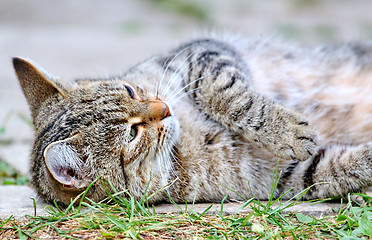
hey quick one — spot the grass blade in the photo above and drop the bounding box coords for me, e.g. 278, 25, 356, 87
195, 204, 213, 220
30, 197, 37, 217
0, 215, 13, 228
78, 176, 101, 213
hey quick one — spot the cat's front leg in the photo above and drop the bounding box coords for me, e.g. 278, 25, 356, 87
196, 81, 318, 162
178, 39, 318, 161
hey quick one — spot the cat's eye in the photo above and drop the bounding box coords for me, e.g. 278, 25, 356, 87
129, 126, 137, 141
125, 85, 135, 99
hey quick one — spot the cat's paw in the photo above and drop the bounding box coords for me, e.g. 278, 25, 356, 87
266, 109, 319, 161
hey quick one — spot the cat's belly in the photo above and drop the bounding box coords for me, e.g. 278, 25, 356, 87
303, 86, 372, 145
169, 100, 289, 201
242, 39, 372, 146
257, 76, 372, 146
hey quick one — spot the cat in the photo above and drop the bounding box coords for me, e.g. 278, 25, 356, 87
13, 36, 372, 206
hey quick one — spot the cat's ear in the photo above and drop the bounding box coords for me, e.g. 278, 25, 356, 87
43, 134, 91, 190
12, 57, 66, 119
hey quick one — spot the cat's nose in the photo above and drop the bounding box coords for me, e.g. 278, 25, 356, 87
149, 100, 171, 120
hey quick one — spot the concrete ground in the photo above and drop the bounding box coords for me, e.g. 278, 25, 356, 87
1, 0, 372, 219
0, 185, 354, 220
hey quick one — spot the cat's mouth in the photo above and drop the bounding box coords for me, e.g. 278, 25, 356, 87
151, 99, 179, 145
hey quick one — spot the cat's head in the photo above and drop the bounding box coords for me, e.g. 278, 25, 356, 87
13, 57, 179, 205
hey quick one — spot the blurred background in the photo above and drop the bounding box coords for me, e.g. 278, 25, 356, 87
1, 0, 372, 180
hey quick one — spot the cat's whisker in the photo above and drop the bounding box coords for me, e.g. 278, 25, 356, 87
166, 73, 211, 104
161, 50, 197, 100
156, 148, 166, 185
157, 46, 192, 98
162, 62, 197, 101
155, 133, 178, 189
164, 141, 176, 173
158, 136, 184, 195
163, 152, 174, 180
167, 87, 202, 107
165, 74, 205, 103
169, 144, 185, 174
161, 49, 197, 91
156, 57, 171, 99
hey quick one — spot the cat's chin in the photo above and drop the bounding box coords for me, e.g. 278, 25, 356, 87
143, 115, 179, 189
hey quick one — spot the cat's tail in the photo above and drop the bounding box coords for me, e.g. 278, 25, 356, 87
278, 143, 372, 200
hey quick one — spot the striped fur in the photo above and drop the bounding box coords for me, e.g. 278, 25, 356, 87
13, 36, 372, 206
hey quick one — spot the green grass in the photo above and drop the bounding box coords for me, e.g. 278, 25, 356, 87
1, 177, 371, 239
147, 0, 209, 21
0, 160, 29, 185
0, 112, 31, 185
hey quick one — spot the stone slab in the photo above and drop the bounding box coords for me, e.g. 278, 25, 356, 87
154, 201, 342, 217
0, 186, 49, 220
0, 142, 31, 177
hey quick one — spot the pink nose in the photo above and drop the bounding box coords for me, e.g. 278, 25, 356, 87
149, 101, 171, 120
162, 103, 171, 119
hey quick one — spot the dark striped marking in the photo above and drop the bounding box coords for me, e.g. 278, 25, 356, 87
277, 161, 299, 191
120, 154, 129, 189
211, 60, 230, 80
282, 161, 299, 180
252, 103, 266, 131
297, 136, 316, 145
190, 57, 210, 100
196, 50, 220, 63
231, 98, 254, 122
36, 109, 68, 141
219, 73, 238, 91
303, 148, 325, 193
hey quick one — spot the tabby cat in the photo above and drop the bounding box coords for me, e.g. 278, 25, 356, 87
13, 36, 372, 206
